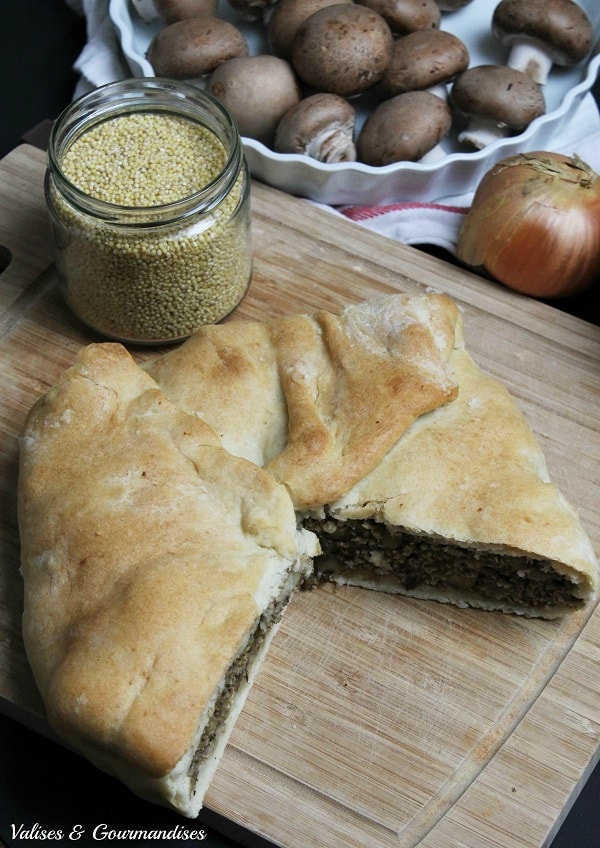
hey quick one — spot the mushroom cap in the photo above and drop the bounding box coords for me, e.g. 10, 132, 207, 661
356, 0, 441, 34
492, 0, 593, 66
376, 29, 469, 98
146, 17, 248, 79
292, 4, 394, 97
268, 0, 353, 61
357, 90, 452, 165
450, 64, 546, 130
274, 93, 357, 161
207, 55, 301, 144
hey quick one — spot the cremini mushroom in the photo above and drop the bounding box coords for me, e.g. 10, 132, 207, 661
146, 17, 248, 79
449, 64, 546, 149
292, 3, 394, 97
153, 0, 218, 22
274, 93, 357, 162
375, 29, 469, 101
492, 0, 593, 85
357, 90, 452, 165
268, 0, 353, 61
207, 55, 301, 145
355, 0, 441, 34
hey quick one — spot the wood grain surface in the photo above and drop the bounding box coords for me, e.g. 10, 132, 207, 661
1, 144, 599, 848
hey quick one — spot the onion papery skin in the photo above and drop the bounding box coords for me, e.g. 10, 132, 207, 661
457, 152, 600, 298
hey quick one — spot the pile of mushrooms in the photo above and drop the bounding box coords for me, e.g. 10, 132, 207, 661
141, 0, 594, 167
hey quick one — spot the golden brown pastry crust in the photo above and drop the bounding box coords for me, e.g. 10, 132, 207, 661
145, 293, 460, 508
144, 319, 285, 468
18, 343, 316, 790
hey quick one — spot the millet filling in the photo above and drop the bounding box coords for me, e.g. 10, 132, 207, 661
303, 516, 582, 611
187, 575, 296, 786
188, 514, 582, 786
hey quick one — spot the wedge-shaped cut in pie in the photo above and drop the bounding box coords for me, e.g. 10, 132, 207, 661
145, 292, 598, 618
18, 343, 319, 818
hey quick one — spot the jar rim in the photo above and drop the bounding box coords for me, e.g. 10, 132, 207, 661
47, 78, 244, 225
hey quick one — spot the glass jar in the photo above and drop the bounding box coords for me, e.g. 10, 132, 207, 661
45, 78, 252, 345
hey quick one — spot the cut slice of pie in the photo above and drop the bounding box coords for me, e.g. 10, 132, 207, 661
302, 341, 598, 618
18, 342, 319, 818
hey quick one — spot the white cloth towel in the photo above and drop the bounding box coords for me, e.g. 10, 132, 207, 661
65, 0, 600, 254
66, 0, 130, 96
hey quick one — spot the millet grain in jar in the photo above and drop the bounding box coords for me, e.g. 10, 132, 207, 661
46, 84, 252, 345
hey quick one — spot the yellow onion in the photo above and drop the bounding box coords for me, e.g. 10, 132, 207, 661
457, 151, 600, 298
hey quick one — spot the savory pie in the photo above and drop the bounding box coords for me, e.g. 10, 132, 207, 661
18, 292, 598, 817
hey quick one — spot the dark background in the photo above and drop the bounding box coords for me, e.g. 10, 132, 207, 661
1, 2, 599, 847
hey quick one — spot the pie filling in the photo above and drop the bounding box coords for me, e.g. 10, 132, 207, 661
303, 517, 583, 612
187, 568, 299, 786
188, 513, 582, 785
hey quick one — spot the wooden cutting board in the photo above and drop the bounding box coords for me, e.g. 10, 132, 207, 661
1, 144, 599, 848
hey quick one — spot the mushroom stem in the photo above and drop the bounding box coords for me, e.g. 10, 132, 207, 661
305, 127, 357, 163
458, 117, 512, 150
504, 39, 556, 85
